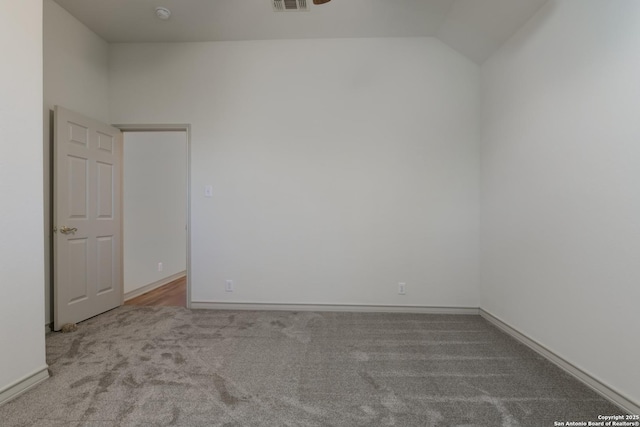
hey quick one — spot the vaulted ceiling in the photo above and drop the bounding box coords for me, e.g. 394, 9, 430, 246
53, 0, 548, 64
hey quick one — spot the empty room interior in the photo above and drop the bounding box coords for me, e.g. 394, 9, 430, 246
1, 0, 639, 425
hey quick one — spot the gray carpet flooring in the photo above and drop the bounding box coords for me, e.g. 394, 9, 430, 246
0, 307, 622, 426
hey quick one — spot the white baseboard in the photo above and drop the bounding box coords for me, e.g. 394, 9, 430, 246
124, 271, 186, 301
0, 366, 49, 406
480, 309, 639, 415
191, 301, 479, 315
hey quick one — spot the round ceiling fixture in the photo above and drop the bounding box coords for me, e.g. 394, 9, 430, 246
155, 7, 171, 20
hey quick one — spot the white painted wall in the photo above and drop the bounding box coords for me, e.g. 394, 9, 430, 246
43, 0, 110, 124
0, 0, 47, 395
43, 0, 110, 324
123, 132, 187, 294
110, 38, 480, 308
481, 0, 640, 407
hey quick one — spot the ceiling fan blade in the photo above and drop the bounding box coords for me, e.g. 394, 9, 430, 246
313, 0, 332, 4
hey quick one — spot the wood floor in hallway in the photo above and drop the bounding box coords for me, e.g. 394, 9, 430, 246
124, 276, 186, 307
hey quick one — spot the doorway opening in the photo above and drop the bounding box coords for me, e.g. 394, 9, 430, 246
118, 126, 191, 308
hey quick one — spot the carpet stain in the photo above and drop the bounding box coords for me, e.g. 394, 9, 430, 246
70, 375, 96, 389
238, 321, 254, 330
359, 371, 381, 390
270, 320, 286, 329
174, 352, 186, 365
97, 371, 116, 393
113, 358, 129, 371
141, 343, 155, 351
122, 373, 141, 388
149, 380, 184, 387
118, 403, 137, 420
65, 337, 82, 358
168, 406, 180, 425
212, 374, 240, 406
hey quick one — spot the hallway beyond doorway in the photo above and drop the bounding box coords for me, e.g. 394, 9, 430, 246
124, 276, 186, 307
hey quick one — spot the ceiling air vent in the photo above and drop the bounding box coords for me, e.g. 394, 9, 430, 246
272, 0, 309, 12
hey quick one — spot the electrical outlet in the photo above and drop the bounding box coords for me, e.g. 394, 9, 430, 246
225, 280, 234, 292
398, 282, 406, 295
157, 262, 163, 272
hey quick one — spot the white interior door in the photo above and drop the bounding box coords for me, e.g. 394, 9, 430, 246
53, 106, 123, 330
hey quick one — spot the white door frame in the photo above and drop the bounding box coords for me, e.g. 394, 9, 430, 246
115, 123, 192, 308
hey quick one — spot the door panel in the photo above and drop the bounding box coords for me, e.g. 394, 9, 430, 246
96, 236, 115, 294
67, 238, 89, 303
97, 162, 114, 218
68, 156, 89, 218
54, 106, 123, 330
97, 131, 114, 152
69, 122, 88, 146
